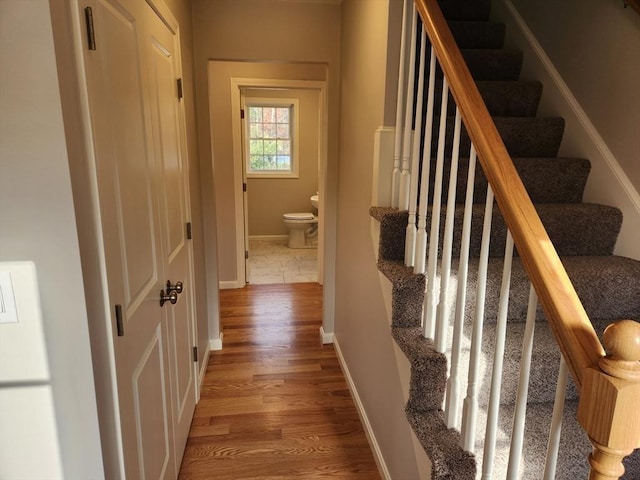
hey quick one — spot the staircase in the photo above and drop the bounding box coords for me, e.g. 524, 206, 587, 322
370, 0, 640, 478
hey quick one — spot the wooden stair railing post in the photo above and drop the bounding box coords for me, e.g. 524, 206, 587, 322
577, 319, 640, 480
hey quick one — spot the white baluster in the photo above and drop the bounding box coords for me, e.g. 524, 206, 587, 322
543, 356, 569, 480
398, 5, 418, 211
405, 28, 428, 267
392, 0, 409, 208
422, 78, 449, 340
434, 107, 462, 353
414, 48, 437, 275
444, 145, 477, 429
482, 231, 515, 480
461, 185, 495, 452
506, 284, 538, 478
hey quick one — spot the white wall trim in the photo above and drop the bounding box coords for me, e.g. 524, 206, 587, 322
333, 335, 392, 480
209, 332, 224, 351
219, 280, 244, 290
499, 0, 640, 259
319, 326, 333, 344
197, 344, 211, 394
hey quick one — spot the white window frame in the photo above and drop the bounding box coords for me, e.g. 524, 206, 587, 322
244, 98, 299, 178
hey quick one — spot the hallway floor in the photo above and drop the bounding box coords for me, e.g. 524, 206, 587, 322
178, 283, 380, 479
248, 238, 318, 284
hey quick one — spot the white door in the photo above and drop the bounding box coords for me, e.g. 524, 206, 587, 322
143, 1, 197, 460
79, 0, 195, 477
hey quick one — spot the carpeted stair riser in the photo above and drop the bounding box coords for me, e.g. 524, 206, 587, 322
424, 156, 591, 205
437, 0, 491, 22
377, 259, 425, 328
431, 80, 542, 117
433, 49, 523, 82
429, 116, 565, 159
448, 21, 506, 49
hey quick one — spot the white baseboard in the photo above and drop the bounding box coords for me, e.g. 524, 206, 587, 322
219, 280, 244, 290
209, 332, 223, 351
248, 235, 288, 242
198, 346, 210, 394
319, 326, 334, 344
333, 336, 392, 480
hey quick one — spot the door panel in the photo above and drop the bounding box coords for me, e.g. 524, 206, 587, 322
132, 327, 171, 480
143, 2, 197, 463
80, 0, 176, 478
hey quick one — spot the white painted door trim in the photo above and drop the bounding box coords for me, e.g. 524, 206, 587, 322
226, 76, 329, 289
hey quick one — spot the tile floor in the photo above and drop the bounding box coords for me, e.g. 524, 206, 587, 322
247, 238, 318, 284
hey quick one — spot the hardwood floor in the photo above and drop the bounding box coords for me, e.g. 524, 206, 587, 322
178, 283, 381, 479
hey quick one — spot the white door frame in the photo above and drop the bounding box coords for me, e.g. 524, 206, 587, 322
228, 77, 328, 287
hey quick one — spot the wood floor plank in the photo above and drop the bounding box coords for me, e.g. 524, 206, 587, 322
178, 283, 381, 479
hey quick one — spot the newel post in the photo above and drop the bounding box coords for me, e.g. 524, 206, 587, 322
577, 319, 640, 480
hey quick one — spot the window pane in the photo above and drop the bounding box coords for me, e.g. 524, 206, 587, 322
276, 107, 289, 123
276, 155, 291, 170
263, 123, 276, 139
276, 140, 290, 154
262, 107, 276, 123
250, 155, 264, 170
249, 107, 262, 122
250, 123, 263, 138
263, 140, 276, 155
276, 123, 289, 138
249, 139, 263, 155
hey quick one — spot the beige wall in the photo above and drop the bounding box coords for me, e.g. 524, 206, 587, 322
1, 1, 104, 477
509, 0, 640, 192
244, 88, 320, 236
335, 0, 422, 478
192, 0, 341, 286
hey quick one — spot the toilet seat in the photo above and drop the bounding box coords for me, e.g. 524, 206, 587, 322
283, 213, 315, 221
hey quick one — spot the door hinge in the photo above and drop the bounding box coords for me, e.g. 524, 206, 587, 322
84, 7, 97, 51
115, 304, 124, 337
243, 182, 247, 192
177, 78, 183, 100
186, 222, 192, 240
245, 250, 249, 260
193, 346, 198, 362
240, 109, 245, 119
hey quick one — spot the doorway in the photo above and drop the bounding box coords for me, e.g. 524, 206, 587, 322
228, 77, 328, 287
240, 87, 321, 284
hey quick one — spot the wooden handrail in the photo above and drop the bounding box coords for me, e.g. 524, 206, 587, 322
414, 0, 605, 389
625, 0, 640, 16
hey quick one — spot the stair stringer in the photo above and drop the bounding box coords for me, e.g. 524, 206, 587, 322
372, 213, 477, 480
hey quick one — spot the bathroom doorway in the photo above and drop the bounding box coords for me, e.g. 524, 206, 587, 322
231, 79, 327, 285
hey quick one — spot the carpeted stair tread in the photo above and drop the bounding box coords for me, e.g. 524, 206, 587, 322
448, 21, 505, 49
370, 207, 407, 262
437, 0, 491, 22
460, 256, 640, 326
426, 156, 590, 205
405, 407, 476, 480
431, 116, 565, 158
436, 203, 621, 258
371, 202, 621, 261
471, 401, 640, 479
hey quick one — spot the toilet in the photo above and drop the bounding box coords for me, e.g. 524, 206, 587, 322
282, 213, 318, 248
